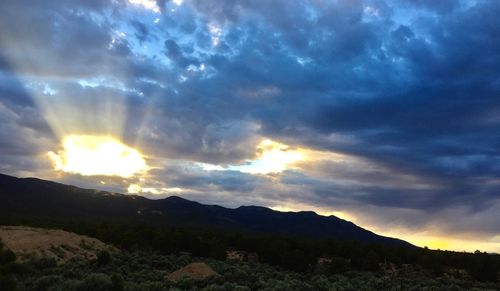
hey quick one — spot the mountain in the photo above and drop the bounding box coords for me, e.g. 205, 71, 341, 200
0, 173, 412, 246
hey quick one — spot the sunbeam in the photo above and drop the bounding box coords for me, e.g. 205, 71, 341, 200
0, 9, 146, 177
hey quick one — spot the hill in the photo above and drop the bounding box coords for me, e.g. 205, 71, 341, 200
1, 236, 497, 290
0, 226, 115, 263
0, 173, 409, 246
0, 173, 498, 284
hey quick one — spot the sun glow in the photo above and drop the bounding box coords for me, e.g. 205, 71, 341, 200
228, 139, 304, 174
199, 139, 305, 175
364, 227, 500, 253
240, 139, 303, 174
48, 135, 147, 178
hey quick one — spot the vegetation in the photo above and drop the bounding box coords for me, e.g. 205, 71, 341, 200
59, 222, 500, 280
1, 173, 497, 284
0, 221, 499, 290
5, 174, 498, 288
0, 181, 498, 290
0, 242, 499, 291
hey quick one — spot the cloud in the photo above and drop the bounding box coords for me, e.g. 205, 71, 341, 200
128, 0, 161, 13
0, 0, 499, 251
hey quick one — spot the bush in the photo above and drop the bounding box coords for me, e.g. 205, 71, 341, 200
0, 249, 16, 265
327, 258, 349, 274
0, 275, 16, 291
97, 250, 112, 266
33, 275, 63, 290
31, 257, 57, 269
468, 252, 498, 282
136, 281, 165, 291
78, 273, 113, 291
110, 273, 124, 291
1, 262, 33, 276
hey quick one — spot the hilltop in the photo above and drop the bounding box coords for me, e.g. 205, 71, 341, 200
0, 173, 409, 246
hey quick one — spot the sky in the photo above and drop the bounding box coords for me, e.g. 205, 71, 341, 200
0, 0, 499, 252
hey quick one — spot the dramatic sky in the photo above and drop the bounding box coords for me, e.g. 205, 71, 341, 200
1, 0, 499, 252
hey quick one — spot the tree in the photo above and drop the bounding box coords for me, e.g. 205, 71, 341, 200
468, 251, 498, 282
78, 273, 113, 291
96, 250, 112, 266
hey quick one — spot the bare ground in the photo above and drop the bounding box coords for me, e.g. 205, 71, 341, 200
0, 225, 116, 263
166, 262, 220, 282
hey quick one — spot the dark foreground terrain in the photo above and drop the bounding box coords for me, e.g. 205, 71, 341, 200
0, 236, 499, 291
0, 174, 499, 290
0, 173, 409, 246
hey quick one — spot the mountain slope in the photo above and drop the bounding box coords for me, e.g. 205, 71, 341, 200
0, 173, 411, 246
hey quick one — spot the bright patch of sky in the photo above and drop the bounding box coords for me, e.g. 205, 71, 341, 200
112, 0, 228, 81
208, 22, 223, 46
48, 134, 147, 178
200, 139, 304, 175
128, 183, 184, 195
172, 0, 184, 6
128, 0, 160, 13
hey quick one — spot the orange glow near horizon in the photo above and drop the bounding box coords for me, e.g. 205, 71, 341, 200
48, 134, 147, 178
353, 226, 500, 253
271, 203, 500, 253
384, 231, 500, 253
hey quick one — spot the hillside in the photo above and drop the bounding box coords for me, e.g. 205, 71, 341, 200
0, 229, 498, 290
0, 226, 115, 264
0, 174, 498, 287
0, 173, 410, 246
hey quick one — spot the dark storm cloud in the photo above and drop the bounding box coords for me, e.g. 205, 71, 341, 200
164, 39, 200, 68
177, 0, 499, 235
289, 2, 500, 210
0, 0, 499, 242
400, 0, 459, 13
131, 20, 149, 44
0, 0, 134, 80
151, 165, 261, 194
0, 68, 55, 174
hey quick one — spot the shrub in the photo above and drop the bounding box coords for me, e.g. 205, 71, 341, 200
328, 258, 349, 274
0, 275, 16, 291
0, 249, 16, 265
97, 250, 112, 266
33, 275, 63, 290
1, 262, 33, 276
110, 273, 124, 291
78, 273, 113, 291
468, 252, 498, 282
31, 257, 57, 269
136, 281, 165, 291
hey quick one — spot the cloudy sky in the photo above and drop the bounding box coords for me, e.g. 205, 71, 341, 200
1, 0, 499, 252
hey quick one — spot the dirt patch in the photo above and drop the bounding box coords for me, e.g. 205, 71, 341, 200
166, 262, 220, 282
0, 226, 116, 263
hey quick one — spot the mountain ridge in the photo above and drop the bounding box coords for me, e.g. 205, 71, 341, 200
0, 173, 413, 247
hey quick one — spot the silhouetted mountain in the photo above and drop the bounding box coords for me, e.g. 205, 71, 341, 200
0, 173, 411, 246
